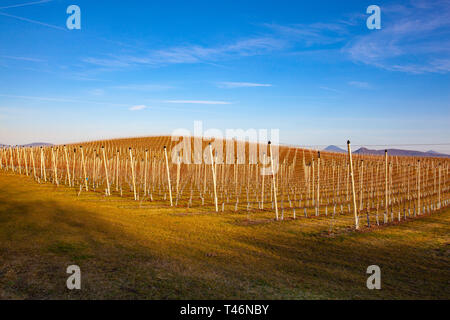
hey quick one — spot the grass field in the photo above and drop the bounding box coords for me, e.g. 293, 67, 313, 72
0, 171, 449, 300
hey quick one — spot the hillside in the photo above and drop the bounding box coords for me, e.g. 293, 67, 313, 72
354, 147, 449, 158
323, 145, 346, 153
0, 142, 53, 148
0, 171, 449, 299
21, 142, 53, 147
1, 135, 449, 299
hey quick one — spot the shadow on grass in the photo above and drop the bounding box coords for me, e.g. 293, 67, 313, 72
0, 174, 448, 300
231, 213, 450, 299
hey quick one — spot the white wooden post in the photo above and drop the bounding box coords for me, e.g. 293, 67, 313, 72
385, 150, 388, 223
102, 146, 111, 196
347, 141, 359, 230
209, 144, 219, 212
163, 146, 173, 206
269, 141, 279, 220
316, 151, 320, 215
438, 163, 441, 209
30, 147, 36, 179
144, 149, 148, 196
80, 146, 88, 191
129, 147, 137, 201
51, 147, 59, 186
64, 145, 71, 187
417, 160, 421, 215
261, 152, 266, 209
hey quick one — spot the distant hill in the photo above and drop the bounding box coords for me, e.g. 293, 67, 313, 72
324, 145, 346, 153
354, 147, 449, 158
21, 142, 53, 147
0, 142, 53, 148
425, 150, 449, 156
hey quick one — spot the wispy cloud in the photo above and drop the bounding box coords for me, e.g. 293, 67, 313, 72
319, 86, 343, 93
88, 89, 105, 96
218, 82, 272, 88
0, 93, 129, 107
81, 17, 351, 71
83, 37, 286, 68
41, 0, 450, 76
0, 55, 45, 62
163, 100, 231, 105
264, 22, 349, 47
0, 11, 66, 31
82, 57, 131, 68
112, 84, 174, 91
0, 0, 52, 10
348, 81, 371, 89
129, 105, 148, 111
344, 0, 450, 74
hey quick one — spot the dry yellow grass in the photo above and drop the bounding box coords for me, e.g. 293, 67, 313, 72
0, 171, 449, 299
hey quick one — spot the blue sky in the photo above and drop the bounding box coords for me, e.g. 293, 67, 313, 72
0, 0, 449, 152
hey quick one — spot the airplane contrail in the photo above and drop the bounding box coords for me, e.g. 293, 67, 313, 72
0, 0, 53, 10
0, 11, 66, 31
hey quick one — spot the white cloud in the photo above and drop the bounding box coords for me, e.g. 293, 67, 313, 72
319, 86, 342, 93
0, 11, 65, 31
0, 94, 129, 106
218, 82, 272, 88
163, 100, 231, 105
83, 37, 285, 68
129, 105, 148, 111
344, 1, 450, 74
79, 19, 347, 71
0, 55, 45, 62
80, 0, 449, 75
264, 22, 348, 47
88, 89, 105, 96
82, 57, 131, 68
83, 23, 349, 69
348, 81, 371, 89
0, 0, 53, 10
113, 84, 173, 91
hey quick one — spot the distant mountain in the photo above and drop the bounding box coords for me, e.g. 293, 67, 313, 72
324, 145, 346, 153
425, 150, 448, 156
0, 142, 53, 148
354, 147, 449, 158
21, 142, 53, 147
